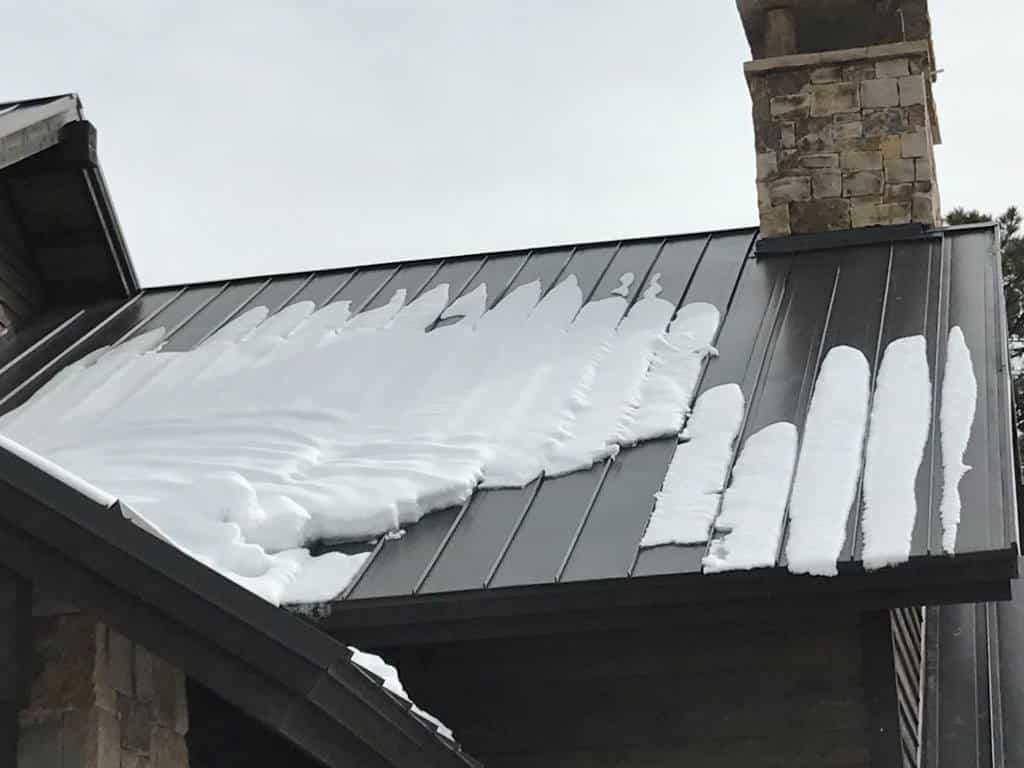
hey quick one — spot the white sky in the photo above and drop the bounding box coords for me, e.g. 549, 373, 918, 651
4, 2, 1021, 287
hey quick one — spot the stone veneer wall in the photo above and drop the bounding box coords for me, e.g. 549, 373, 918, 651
747, 40, 941, 238
18, 614, 188, 768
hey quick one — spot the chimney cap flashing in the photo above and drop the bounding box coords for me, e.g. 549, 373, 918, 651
755, 223, 934, 257
743, 39, 932, 76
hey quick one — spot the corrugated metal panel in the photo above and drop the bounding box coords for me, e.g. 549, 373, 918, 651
0, 225, 1015, 634
892, 606, 925, 767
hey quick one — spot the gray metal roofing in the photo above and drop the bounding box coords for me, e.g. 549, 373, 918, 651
0, 224, 1017, 631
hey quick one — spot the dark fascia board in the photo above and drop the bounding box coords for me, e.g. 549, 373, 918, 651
313, 551, 1018, 648
0, 437, 479, 768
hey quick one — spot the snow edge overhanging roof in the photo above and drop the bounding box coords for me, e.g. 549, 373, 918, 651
0, 435, 481, 768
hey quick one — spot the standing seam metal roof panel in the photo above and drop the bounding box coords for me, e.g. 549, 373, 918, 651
0, 224, 1015, 643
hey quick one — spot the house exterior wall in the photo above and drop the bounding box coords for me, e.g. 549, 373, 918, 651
18, 613, 188, 768
386, 611, 900, 767
0, 193, 44, 336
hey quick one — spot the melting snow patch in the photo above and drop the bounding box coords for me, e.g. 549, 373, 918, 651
623, 302, 720, 443
0, 274, 722, 606
611, 272, 635, 296
644, 273, 663, 299
861, 335, 931, 569
703, 422, 797, 572
640, 384, 745, 547
785, 345, 870, 576
940, 326, 978, 554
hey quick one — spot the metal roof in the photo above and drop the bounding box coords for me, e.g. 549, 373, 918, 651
0, 434, 481, 767
0, 223, 1017, 645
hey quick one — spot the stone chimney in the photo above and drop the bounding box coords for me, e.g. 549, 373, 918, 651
737, 1, 941, 238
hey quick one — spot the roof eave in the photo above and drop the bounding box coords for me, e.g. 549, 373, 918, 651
0, 437, 479, 768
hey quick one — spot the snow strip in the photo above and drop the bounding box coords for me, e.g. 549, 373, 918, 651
350, 648, 454, 739
702, 422, 798, 572
940, 326, 978, 554
544, 294, 718, 477
622, 302, 720, 443
640, 384, 745, 547
611, 272, 634, 296
785, 345, 870, 576
861, 335, 931, 569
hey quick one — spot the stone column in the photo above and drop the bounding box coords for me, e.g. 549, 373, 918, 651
17, 614, 188, 768
747, 40, 941, 238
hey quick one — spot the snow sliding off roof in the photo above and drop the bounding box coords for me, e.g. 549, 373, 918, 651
0, 225, 1016, 636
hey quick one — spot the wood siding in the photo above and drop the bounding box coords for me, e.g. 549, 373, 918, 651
0, 191, 44, 335
385, 612, 895, 767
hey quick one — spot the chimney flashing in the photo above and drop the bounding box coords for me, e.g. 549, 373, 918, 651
743, 40, 932, 77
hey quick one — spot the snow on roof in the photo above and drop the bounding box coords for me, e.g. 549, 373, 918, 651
0, 265, 982, 598
0, 226, 1009, 629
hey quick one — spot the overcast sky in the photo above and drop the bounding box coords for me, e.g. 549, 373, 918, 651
4, 2, 1021, 287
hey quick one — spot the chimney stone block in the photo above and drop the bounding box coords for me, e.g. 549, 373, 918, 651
843, 171, 884, 197
875, 58, 910, 78
795, 117, 835, 152
756, 151, 779, 180
885, 158, 917, 184
780, 122, 796, 147
901, 130, 929, 158
811, 169, 843, 198
843, 62, 878, 82
861, 78, 900, 108
770, 93, 810, 118
852, 200, 911, 228
810, 82, 861, 117
834, 114, 863, 140
841, 150, 883, 171
915, 156, 933, 181
810, 65, 842, 84
769, 176, 812, 205
759, 204, 792, 237
863, 108, 908, 137
790, 198, 851, 234
880, 135, 903, 161
800, 153, 839, 169
912, 194, 935, 222
884, 183, 915, 203
907, 103, 928, 129
898, 75, 926, 106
